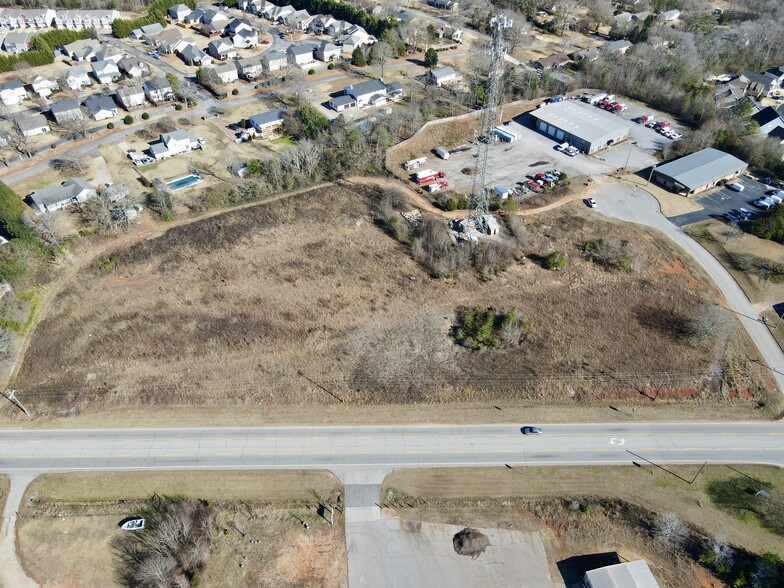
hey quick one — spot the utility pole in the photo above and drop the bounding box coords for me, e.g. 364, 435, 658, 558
3, 390, 29, 416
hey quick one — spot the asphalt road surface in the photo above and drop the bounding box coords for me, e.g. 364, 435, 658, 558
669, 175, 770, 227
0, 422, 782, 472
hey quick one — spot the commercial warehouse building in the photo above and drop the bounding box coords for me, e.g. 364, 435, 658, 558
652, 147, 747, 196
529, 101, 629, 154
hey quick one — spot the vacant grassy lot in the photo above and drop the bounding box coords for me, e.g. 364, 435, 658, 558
384, 465, 784, 587
13, 182, 769, 412
17, 470, 344, 588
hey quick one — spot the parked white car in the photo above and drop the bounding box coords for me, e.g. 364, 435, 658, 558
726, 182, 744, 192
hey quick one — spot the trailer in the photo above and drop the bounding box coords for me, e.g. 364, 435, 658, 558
426, 180, 449, 193
492, 126, 519, 143
414, 169, 446, 185
435, 146, 450, 160
403, 157, 427, 171
494, 185, 510, 200
585, 92, 607, 105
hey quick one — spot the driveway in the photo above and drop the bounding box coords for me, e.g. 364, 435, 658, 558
668, 176, 771, 227
595, 179, 784, 393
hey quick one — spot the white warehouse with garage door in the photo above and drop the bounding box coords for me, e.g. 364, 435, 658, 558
529, 100, 630, 154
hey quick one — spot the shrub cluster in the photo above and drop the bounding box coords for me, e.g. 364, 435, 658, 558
453, 306, 532, 351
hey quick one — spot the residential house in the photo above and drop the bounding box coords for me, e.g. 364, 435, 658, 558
287, 44, 315, 67
29, 178, 96, 214
143, 77, 174, 103
13, 113, 50, 137
232, 28, 258, 48
213, 62, 239, 84
31, 74, 58, 98
2, 31, 32, 54
752, 106, 784, 137
328, 94, 356, 112
603, 39, 633, 54
83, 93, 118, 120
151, 28, 193, 54
149, 129, 202, 160
314, 40, 340, 62
262, 50, 287, 72
179, 44, 212, 66
248, 109, 286, 138
65, 66, 92, 91
168, 4, 192, 21
183, 9, 205, 24
657, 9, 680, 21
0, 8, 56, 29
570, 47, 599, 62
335, 26, 375, 53
267, 5, 295, 22
326, 19, 353, 36
282, 9, 311, 29
201, 8, 230, 33
344, 79, 389, 108
248, 0, 274, 15
116, 85, 145, 110
92, 45, 124, 64
236, 57, 263, 80
49, 98, 82, 124
713, 76, 749, 108
427, 0, 458, 10
0, 79, 26, 106
224, 18, 253, 36
427, 66, 463, 86
130, 22, 164, 39
53, 10, 119, 31
531, 53, 571, 70
91, 59, 121, 84
386, 81, 403, 100
310, 15, 337, 34
118, 56, 149, 78
612, 12, 633, 25
62, 39, 99, 61
207, 38, 236, 60
762, 66, 784, 91
742, 70, 781, 98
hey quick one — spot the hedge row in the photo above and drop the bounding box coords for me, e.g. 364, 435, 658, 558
0, 28, 90, 72
112, 0, 197, 38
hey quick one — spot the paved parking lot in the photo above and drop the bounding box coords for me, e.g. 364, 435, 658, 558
668, 175, 771, 226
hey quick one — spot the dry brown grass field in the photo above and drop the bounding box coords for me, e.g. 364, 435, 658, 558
12, 182, 770, 412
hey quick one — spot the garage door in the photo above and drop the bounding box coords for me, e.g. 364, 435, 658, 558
555, 129, 564, 140
547, 124, 556, 137
538, 120, 547, 132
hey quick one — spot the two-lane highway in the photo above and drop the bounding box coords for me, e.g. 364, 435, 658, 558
0, 422, 782, 471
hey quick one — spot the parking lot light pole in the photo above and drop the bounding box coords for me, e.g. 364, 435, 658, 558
647, 163, 657, 185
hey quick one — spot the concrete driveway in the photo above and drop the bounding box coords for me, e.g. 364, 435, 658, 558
668, 176, 771, 227
595, 179, 784, 393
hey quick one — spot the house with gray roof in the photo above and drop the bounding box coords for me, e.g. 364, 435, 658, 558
328, 94, 356, 112
83, 93, 118, 120
248, 109, 286, 137
262, 50, 287, 72
314, 40, 339, 62
91, 59, 121, 84
116, 85, 145, 110
118, 56, 149, 78
652, 147, 747, 196
2, 31, 32, 54
213, 62, 239, 84
287, 43, 315, 66
31, 75, 58, 98
603, 39, 633, 54
65, 66, 91, 91
207, 38, 236, 60
13, 113, 50, 137
236, 56, 263, 80
149, 129, 202, 160
131, 22, 164, 39
752, 106, 784, 137
584, 559, 660, 588
168, 3, 192, 21
49, 99, 82, 124
179, 44, 212, 66
29, 178, 96, 214
345, 79, 389, 107
143, 77, 173, 103
0, 79, 26, 106
427, 66, 463, 86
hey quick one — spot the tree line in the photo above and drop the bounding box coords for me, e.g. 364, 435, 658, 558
111, 0, 196, 37
0, 27, 91, 72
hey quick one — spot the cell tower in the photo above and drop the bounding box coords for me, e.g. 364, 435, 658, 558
468, 14, 511, 221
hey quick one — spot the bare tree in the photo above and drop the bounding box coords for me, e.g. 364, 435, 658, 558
686, 304, 733, 345
653, 512, 688, 548
59, 107, 91, 139
7, 123, 31, 158
81, 192, 129, 233
51, 153, 88, 175
503, 15, 530, 53
25, 214, 62, 246
371, 41, 393, 80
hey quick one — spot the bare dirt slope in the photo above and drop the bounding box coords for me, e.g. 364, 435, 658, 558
14, 183, 766, 411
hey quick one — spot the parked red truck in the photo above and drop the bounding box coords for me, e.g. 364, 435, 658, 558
654, 121, 671, 130
414, 170, 446, 185
639, 114, 654, 124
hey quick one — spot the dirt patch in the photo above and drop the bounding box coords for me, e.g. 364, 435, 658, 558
13, 183, 767, 411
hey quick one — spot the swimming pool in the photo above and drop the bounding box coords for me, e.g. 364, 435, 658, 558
166, 174, 203, 191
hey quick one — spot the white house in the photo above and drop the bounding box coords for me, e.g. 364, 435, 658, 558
83, 93, 118, 120
31, 74, 58, 97
207, 38, 236, 60
92, 45, 124, 64
13, 113, 50, 137
130, 22, 164, 39
49, 98, 82, 124
201, 8, 229, 33
314, 40, 340, 62
0, 8, 56, 30
248, 109, 286, 137
143, 77, 174, 103
118, 56, 149, 78
310, 15, 337, 34
213, 62, 238, 84
149, 129, 202, 160
262, 50, 287, 72
335, 25, 375, 53
225, 18, 253, 35
427, 66, 463, 86
62, 39, 99, 61
232, 28, 258, 48
65, 66, 92, 91
236, 56, 263, 80
116, 85, 145, 109
168, 3, 192, 21
657, 9, 680, 21
2, 31, 32, 54
344, 79, 389, 108
179, 44, 212, 66
0, 79, 26, 106
287, 44, 315, 67
54, 10, 119, 31
91, 59, 121, 84
29, 178, 96, 214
